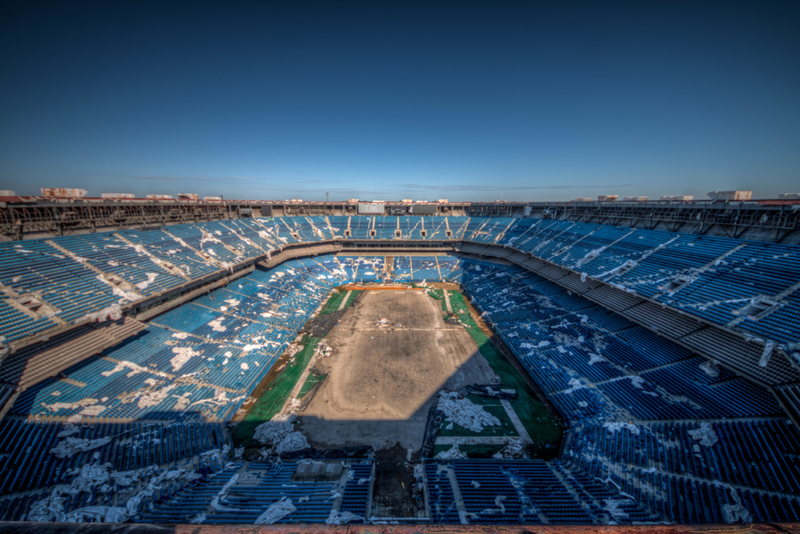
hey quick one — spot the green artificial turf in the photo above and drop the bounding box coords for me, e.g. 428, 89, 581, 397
440, 290, 563, 457
319, 289, 362, 315
231, 335, 320, 448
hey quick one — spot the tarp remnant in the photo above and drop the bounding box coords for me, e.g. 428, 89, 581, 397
326, 510, 364, 524
759, 341, 775, 367
254, 497, 296, 524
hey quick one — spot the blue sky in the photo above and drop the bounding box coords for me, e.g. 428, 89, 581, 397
1, 1, 798, 201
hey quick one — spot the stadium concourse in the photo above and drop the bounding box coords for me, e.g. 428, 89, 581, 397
0, 216, 798, 526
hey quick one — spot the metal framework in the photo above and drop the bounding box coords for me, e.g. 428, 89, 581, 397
532, 201, 800, 243
472, 201, 800, 243
2, 197, 799, 243
0, 200, 233, 239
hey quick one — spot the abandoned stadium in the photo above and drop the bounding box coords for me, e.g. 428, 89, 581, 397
0, 199, 800, 528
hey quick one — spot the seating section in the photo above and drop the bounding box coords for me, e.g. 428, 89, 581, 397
0, 417, 230, 513
0, 212, 799, 525
1, 216, 797, 353
136, 460, 371, 525
447, 258, 800, 523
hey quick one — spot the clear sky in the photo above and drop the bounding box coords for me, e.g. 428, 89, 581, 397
1, 1, 798, 202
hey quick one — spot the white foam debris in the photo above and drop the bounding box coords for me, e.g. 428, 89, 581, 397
254, 497, 296, 524
563, 378, 585, 394
225, 299, 241, 307
189, 513, 207, 524
688, 422, 718, 447
699, 360, 720, 378
253, 414, 308, 454
493, 438, 528, 459
576, 246, 607, 267
171, 392, 192, 410
722, 487, 752, 523
629, 376, 646, 389
50, 437, 113, 459
596, 259, 638, 279
435, 442, 468, 460
241, 362, 249, 370
275, 432, 309, 454
170, 346, 202, 371
191, 389, 244, 408
480, 495, 507, 516
577, 401, 589, 407
604, 499, 632, 521
211, 474, 241, 511
438, 391, 501, 433
172, 332, 190, 340
326, 510, 364, 524
95, 275, 143, 302
208, 317, 227, 332
79, 405, 107, 416
135, 272, 159, 291
603, 422, 640, 435
101, 360, 149, 378
80, 304, 123, 323
471, 480, 481, 489
588, 353, 604, 365
57, 424, 80, 438
759, 341, 775, 367
42, 398, 101, 413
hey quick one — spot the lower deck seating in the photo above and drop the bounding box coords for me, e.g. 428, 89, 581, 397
0, 252, 799, 524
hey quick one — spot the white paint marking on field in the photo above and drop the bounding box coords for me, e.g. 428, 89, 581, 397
500, 399, 533, 443
443, 289, 452, 313
279, 345, 319, 415
338, 290, 352, 311
435, 436, 514, 445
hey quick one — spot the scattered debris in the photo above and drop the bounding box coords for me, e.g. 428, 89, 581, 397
437, 391, 501, 433
254, 497, 296, 524
688, 422, 718, 447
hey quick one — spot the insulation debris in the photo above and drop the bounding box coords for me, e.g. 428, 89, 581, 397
50, 437, 113, 459
699, 360, 720, 378
80, 304, 123, 323
480, 495, 507, 515
170, 346, 202, 371
254, 497, 296, 524
101, 360, 149, 378
688, 422, 718, 447
437, 390, 501, 433
603, 422, 640, 435
211, 473, 241, 511
722, 487, 752, 523
254, 414, 309, 454
326, 510, 364, 524
604, 499, 632, 521
435, 442, 468, 460
135, 273, 159, 291
759, 341, 775, 368
208, 318, 227, 332
493, 438, 528, 459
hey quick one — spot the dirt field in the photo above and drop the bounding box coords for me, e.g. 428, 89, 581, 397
296, 289, 498, 451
